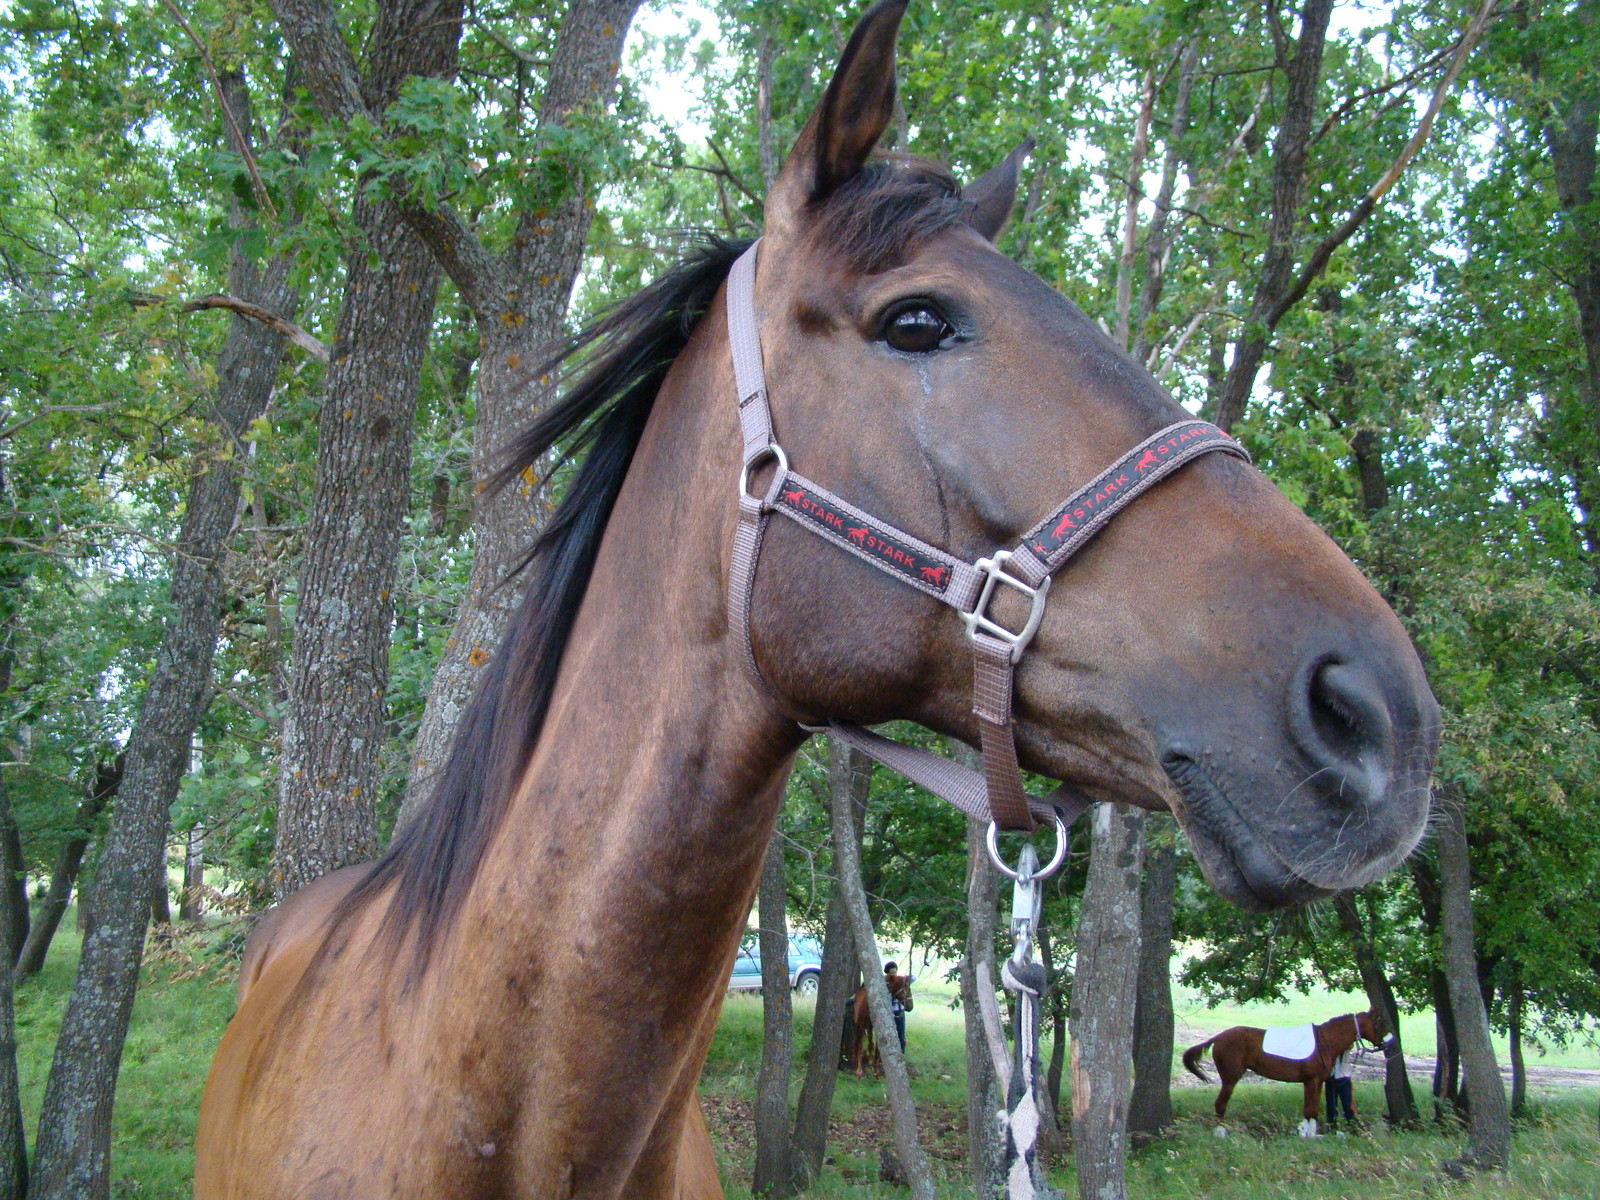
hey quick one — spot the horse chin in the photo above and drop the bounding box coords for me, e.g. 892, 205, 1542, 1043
1161, 753, 1332, 911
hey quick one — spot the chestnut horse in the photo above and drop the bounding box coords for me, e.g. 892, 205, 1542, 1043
849, 974, 914, 1076
195, 2, 1437, 1196
1183, 1009, 1395, 1135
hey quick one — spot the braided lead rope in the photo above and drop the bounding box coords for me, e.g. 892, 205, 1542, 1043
1002, 953, 1048, 1198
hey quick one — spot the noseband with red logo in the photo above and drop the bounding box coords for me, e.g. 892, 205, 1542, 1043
725, 242, 1249, 834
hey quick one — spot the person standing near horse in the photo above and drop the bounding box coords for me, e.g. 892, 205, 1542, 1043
883, 962, 911, 1051
849, 964, 914, 1075
1184, 1010, 1394, 1137
1325, 1031, 1358, 1131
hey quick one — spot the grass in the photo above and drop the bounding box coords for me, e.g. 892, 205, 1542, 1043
9, 922, 1599, 1198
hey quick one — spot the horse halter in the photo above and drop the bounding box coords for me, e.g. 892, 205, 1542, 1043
724, 241, 1250, 834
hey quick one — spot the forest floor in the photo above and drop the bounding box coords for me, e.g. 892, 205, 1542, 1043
9, 920, 1600, 1198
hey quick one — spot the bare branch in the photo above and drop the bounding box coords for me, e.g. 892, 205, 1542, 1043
157, 0, 277, 220
1269, 0, 1499, 328
180, 294, 331, 361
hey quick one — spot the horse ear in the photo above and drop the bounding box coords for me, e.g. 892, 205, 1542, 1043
963, 137, 1034, 243
766, 0, 908, 233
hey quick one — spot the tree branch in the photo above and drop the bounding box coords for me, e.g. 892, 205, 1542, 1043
266, 0, 368, 123
158, 0, 277, 219
1267, 0, 1499, 328
180, 294, 331, 361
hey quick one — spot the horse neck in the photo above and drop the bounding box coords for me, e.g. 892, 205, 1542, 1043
447, 297, 801, 1043
1321, 1014, 1358, 1056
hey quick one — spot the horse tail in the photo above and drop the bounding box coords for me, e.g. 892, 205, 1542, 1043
1183, 1036, 1218, 1081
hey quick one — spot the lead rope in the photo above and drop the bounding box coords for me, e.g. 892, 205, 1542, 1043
997, 838, 1053, 1198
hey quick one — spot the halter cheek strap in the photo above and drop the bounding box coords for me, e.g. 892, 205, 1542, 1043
725, 241, 1251, 832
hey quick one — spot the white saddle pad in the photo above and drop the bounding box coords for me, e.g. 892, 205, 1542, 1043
1261, 1024, 1317, 1061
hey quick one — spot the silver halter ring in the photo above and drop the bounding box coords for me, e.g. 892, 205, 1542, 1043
986, 810, 1069, 881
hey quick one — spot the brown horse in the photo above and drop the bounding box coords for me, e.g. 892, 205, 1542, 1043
195, 2, 1437, 1195
1183, 1009, 1394, 1136
849, 972, 915, 1076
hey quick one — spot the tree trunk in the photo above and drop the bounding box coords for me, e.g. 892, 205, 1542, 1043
16, 759, 120, 978
28, 71, 298, 1198
267, 0, 464, 896
961, 813, 1004, 1196
788, 738, 868, 1189
0, 654, 29, 1197
1435, 792, 1510, 1170
1332, 890, 1419, 1124
0, 806, 25, 965
1213, 0, 1335, 431
179, 826, 205, 923
397, 0, 641, 830
1071, 803, 1143, 1200
150, 873, 172, 928
830, 755, 935, 1200
1521, 0, 1600, 579
1033, 922, 1064, 1163
753, 822, 794, 1194
1508, 979, 1526, 1118
1128, 825, 1175, 1138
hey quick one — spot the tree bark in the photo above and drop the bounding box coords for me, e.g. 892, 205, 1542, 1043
1071, 803, 1143, 1200
397, 0, 642, 830
1508, 978, 1526, 1118
179, 825, 205, 923
788, 738, 868, 1189
830, 755, 936, 1200
0, 806, 25, 966
1520, 0, 1600, 574
1435, 792, 1510, 1170
0, 648, 29, 1197
268, 0, 464, 894
28, 70, 298, 1198
1213, 0, 1335, 432
1128, 825, 1175, 1138
16, 759, 121, 978
961, 808, 1004, 1196
1332, 889, 1419, 1124
753, 822, 794, 1194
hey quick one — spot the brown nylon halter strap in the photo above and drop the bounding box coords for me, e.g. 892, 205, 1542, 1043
723, 240, 1250, 831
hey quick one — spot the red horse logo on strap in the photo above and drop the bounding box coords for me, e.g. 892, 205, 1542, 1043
780, 487, 805, 507
847, 526, 868, 546
1052, 512, 1078, 539
920, 564, 948, 586
1134, 448, 1162, 473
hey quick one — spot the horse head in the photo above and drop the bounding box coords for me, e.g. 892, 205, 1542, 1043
891, 974, 913, 1012
739, 0, 1437, 910
1357, 1008, 1395, 1051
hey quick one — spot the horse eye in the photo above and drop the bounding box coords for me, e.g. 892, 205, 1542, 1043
882, 303, 951, 353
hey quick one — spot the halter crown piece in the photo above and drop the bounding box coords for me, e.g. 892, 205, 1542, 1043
725, 241, 1250, 836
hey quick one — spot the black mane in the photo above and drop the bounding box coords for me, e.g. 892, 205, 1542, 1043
338, 160, 974, 967
341, 236, 750, 965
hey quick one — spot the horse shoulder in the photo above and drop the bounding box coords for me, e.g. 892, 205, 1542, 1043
236, 863, 374, 1006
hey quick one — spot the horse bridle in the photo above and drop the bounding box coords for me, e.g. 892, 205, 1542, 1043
724, 240, 1251, 836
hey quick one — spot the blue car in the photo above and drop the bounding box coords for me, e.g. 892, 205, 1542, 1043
728, 932, 825, 994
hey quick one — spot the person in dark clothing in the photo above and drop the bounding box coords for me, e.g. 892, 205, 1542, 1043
884, 962, 909, 1051
1325, 1046, 1356, 1129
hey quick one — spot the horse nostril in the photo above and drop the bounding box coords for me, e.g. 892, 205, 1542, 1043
1290, 658, 1396, 809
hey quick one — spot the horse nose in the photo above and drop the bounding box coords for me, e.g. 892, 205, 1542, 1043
1286, 657, 1397, 810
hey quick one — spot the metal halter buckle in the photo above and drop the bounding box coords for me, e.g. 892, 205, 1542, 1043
961, 550, 1051, 663
738, 443, 789, 501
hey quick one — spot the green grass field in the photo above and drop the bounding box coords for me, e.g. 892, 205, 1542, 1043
10, 925, 1599, 1198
